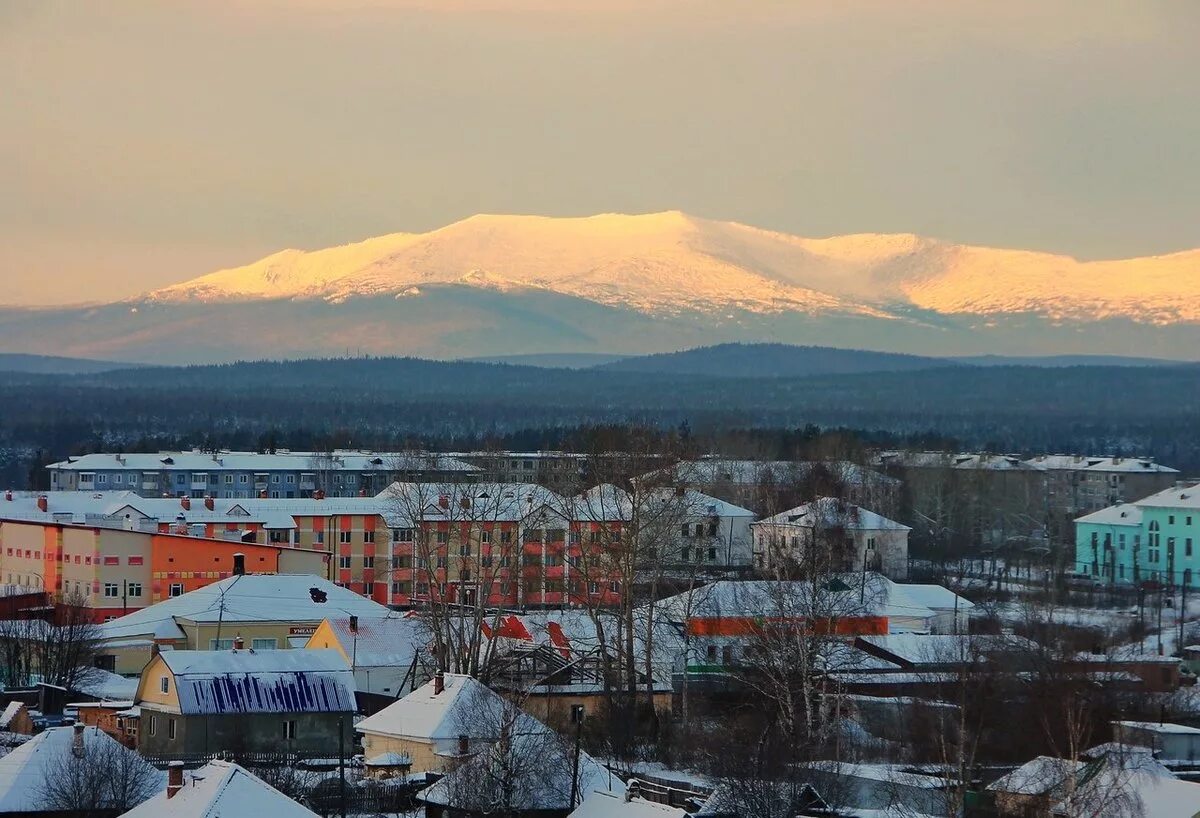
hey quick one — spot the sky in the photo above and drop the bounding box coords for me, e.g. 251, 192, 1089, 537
2, 0, 1198, 306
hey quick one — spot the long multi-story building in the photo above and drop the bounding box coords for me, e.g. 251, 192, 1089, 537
45, 450, 482, 499
1075, 481, 1200, 588
2, 483, 754, 611
876, 451, 1180, 549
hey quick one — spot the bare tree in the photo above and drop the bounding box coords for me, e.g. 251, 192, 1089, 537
35, 728, 160, 817
0, 590, 101, 691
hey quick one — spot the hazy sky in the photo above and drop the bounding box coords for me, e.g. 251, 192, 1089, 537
3, 1, 1198, 305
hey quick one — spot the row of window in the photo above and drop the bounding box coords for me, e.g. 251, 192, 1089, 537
146, 714, 298, 741
388, 579, 617, 596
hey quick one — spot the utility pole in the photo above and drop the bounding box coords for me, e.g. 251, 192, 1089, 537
568, 704, 584, 808
122, 579, 128, 616
338, 714, 346, 818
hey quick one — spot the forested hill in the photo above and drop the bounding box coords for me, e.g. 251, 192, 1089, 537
592, 343, 959, 377
1, 356, 1199, 487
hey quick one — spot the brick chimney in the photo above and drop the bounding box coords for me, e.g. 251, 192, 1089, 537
71, 723, 85, 758
349, 614, 359, 633
37, 495, 47, 512
204, 496, 214, 511
180, 496, 191, 511
434, 671, 445, 695
167, 761, 184, 799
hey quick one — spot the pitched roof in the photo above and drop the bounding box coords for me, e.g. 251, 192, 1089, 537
0, 726, 163, 812
149, 648, 356, 715
419, 734, 622, 811
98, 574, 390, 641
754, 498, 910, 531
569, 790, 687, 818
986, 756, 1082, 796
357, 674, 542, 742
121, 759, 320, 818
1076, 503, 1145, 525
311, 614, 430, 668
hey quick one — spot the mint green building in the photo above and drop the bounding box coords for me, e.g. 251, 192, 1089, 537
1075, 483, 1200, 588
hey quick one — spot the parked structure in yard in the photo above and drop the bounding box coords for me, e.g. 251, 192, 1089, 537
133, 647, 356, 756
120, 759, 320, 818
750, 498, 910, 579
1075, 481, 1200, 588
94, 573, 390, 675
1114, 720, 1200, 764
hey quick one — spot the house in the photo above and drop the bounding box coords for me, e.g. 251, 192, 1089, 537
355, 672, 511, 775
134, 646, 356, 756
94, 573, 390, 675
119, 758, 320, 818
1075, 482, 1200, 588
304, 613, 432, 700
1050, 749, 1200, 818
0, 724, 162, 817
986, 756, 1084, 817
418, 727, 624, 818
1114, 720, 1200, 764
751, 498, 910, 579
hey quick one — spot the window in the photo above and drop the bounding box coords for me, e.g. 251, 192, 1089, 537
239, 474, 248, 484
588, 582, 599, 594
176, 474, 186, 485
96, 474, 108, 485
339, 555, 352, 569
251, 638, 277, 650
722, 646, 733, 665
148, 715, 157, 736
609, 581, 619, 593
103, 583, 120, 598
103, 556, 120, 566
286, 474, 296, 484
271, 474, 280, 484
363, 555, 375, 568
500, 530, 513, 543
160, 677, 169, 694
127, 583, 143, 598
210, 638, 235, 650
1169, 516, 1176, 525
708, 547, 717, 561
570, 530, 581, 544
436, 556, 447, 568
436, 531, 449, 544
113, 474, 123, 484
392, 581, 410, 596
459, 543, 471, 556
339, 531, 352, 544
706, 645, 717, 663
481, 554, 493, 567
224, 474, 234, 484
866, 537, 877, 551
128, 555, 144, 566
681, 524, 691, 538
283, 720, 297, 740
1188, 538, 1194, 558
168, 719, 176, 740
364, 582, 374, 595
480, 529, 491, 544
681, 547, 691, 561
393, 528, 414, 542
316, 531, 325, 545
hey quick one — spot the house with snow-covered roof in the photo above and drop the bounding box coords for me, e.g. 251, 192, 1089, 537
94, 573, 390, 675
356, 671, 551, 776
121, 758, 320, 818
133, 646, 355, 756
304, 613, 433, 698
751, 498, 910, 579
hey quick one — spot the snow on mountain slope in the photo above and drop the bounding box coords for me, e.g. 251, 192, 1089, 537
148, 212, 1200, 324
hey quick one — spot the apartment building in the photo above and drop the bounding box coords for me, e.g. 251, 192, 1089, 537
1075, 481, 1200, 588
751, 498, 911, 579
0, 514, 324, 621
45, 450, 481, 498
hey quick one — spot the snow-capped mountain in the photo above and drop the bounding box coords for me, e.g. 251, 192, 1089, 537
1, 212, 1197, 364
147, 211, 1200, 324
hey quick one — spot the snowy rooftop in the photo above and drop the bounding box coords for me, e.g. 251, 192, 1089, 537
150, 648, 356, 715
1116, 720, 1200, 736
121, 759, 319, 818
986, 756, 1082, 796
755, 497, 909, 531
1075, 503, 1145, 526
1134, 483, 1200, 511
570, 789, 687, 818
357, 674, 549, 743
0, 726, 163, 813
46, 449, 481, 473
312, 613, 430, 668
98, 574, 390, 642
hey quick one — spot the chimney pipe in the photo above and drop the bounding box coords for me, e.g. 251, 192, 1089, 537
204, 496, 214, 511
167, 761, 184, 799
458, 733, 469, 755
233, 636, 245, 651
37, 495, 48, 513
232, 552, 245, 576
180, 496, 191, 511
71, 723, 85, 758
434, 671, 445, 695
349, 614, 358, 633
314, 489, 325, 500
4, 490, 11, 502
